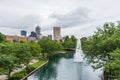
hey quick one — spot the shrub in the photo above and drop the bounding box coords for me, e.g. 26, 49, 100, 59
10, 70, 27, 80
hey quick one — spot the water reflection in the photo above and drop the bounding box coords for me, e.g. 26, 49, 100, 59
28, 52, 102, 80
75, 62, 84, 80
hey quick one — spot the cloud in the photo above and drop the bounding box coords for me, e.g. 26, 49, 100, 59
50, 7, 90, 28
0, 13, 41, 29
0, 0, 120, 37
17, 15, 41, 29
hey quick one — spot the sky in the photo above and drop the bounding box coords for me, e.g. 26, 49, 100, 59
0, 0, 120, 38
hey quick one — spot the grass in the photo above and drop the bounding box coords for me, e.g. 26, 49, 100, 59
29, 60, 46, 69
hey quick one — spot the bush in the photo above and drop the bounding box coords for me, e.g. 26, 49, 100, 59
10, 70, 27, 80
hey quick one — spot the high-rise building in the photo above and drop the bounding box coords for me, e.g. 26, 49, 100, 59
35, 25, 42, 39
53, 27, 61, 41
21, 30, 27, 36
35, 25, 41, 35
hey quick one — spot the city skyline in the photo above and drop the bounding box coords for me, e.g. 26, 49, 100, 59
0, 0, 120, 38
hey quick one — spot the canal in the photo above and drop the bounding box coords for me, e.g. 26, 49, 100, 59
28, 52, 102, 80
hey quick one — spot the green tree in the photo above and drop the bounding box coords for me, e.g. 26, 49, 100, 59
82, 22, 120, 80
38, 38, 62, 58
63, 35, 77, 49
0, 32, 5, 43
27, 42, 42, 57
0, 54, 18, 80
0, 43, 13, 55
71, 35, 77, 42
14, 43, 32, 71
105, 49, 120, 79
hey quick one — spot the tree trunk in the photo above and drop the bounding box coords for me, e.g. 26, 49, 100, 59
26, 64, 29, 73
8, 68, 11, 80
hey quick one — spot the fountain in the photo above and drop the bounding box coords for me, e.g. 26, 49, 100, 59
74, 39, 84, 62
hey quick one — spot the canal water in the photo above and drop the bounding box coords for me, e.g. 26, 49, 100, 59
28, 52, 103, 80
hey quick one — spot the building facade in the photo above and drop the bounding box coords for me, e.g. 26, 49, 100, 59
5, 35, 27, 42
53, 27, 61, 41
27, 37, 36, 42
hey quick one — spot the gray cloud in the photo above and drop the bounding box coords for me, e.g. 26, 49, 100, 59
50, 7, 90, 28
0, 13, 41, 29
17, 15, 41, 29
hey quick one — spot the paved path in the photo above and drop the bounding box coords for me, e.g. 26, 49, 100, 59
0, 75, 7, 80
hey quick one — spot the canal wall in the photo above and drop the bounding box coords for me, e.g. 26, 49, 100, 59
21, 60, 49, 80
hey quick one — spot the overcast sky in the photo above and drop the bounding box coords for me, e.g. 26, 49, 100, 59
0, 0, 120, 38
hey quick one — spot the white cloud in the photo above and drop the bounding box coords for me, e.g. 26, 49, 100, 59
50, 7, 90, 28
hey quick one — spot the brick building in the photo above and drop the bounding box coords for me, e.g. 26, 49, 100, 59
5, 35, 27, 42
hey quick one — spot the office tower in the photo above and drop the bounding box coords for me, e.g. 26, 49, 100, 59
21, 30, 27, 36
35, 25, 41, 35
53, 27, 61, 41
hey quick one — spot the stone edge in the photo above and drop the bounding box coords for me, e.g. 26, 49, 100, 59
21, 60, 49, 80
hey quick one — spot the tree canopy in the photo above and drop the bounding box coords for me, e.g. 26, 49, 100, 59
38, 38, 63, 58
0, 32, 5, 43
0, 42, 42, 79
82, 22, 120, 80
63, 35, 77, 49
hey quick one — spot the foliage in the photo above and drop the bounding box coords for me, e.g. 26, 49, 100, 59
0, 43, 14, 55
82, 22, 120, 80
14, 43, 32, 64
0, 42, 42, 79
0, 68, 6, 75
63, 35, 77, 49
38, 38, 63, 58
27, 42, 42, 57
0, 32, 5, 43
0, 34, 44, 79
105, 49, 120, 79
0, 43, 20, 80
10, 70, 27, 80
13, 43, 33, 73
0, 54, 19, 80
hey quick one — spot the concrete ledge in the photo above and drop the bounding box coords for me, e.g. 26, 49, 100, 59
21, 60, 49, 80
